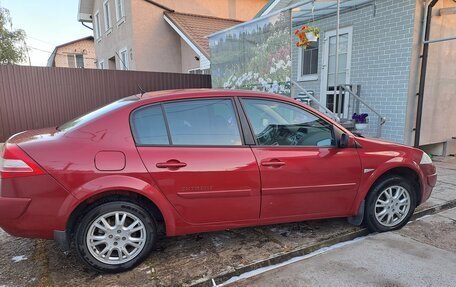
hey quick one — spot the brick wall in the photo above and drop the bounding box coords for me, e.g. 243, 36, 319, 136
54, 39, 97, 69
289, 0, 417, 144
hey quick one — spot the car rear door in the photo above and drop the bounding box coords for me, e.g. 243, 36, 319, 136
240, 98, 362, 222
132, 98, 261, 225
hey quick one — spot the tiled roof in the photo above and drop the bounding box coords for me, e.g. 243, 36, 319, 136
164, 12, 243, 58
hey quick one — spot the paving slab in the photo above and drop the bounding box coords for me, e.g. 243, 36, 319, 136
233, 209, 456, 287
439, 207, 456, 221
432, 189, 456, 202
398, 215, 456, 253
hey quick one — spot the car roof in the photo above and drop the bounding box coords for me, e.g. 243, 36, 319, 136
133, 89, 289, 103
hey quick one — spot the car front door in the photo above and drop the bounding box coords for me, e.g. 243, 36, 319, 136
240, 98, 362, 222
132, 98, 261, 225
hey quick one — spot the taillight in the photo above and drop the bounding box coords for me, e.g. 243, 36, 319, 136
0, 144, 45, 179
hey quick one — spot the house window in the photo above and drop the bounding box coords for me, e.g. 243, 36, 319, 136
98, 60, 105, 69
94, 11, 101, 40
115, 0, 125, 23
67, 54, 84, 68
103, 0, 112, 32
298, 40, 319, 81
76, 54, 84, 68
119, 48, 128, 70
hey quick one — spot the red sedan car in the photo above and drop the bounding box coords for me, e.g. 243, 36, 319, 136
0, 89, 436, 272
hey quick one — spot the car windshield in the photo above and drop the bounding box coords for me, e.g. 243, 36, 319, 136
57, 97, 138, 131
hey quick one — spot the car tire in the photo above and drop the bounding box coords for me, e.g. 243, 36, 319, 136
364, 175, 416, 232
74, 201, 156, 273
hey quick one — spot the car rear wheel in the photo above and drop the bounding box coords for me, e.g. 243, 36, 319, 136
364, 176, 416, 232
75, 201, 156, 273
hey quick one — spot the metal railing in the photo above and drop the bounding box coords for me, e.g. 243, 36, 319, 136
292, 80, 340, 122
339, 85, 387, 138
292, 81, 386, 138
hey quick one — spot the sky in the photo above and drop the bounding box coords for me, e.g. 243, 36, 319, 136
1, 0, 92, 66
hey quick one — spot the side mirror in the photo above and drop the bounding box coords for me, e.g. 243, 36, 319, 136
338, 133, 349, 148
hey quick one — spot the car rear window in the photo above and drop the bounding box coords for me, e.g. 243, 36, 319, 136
58, 98, 137, 131
131, 105, 169, 145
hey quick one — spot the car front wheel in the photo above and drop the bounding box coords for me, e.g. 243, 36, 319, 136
364, 176, 416, 232
75, 201, 156, 272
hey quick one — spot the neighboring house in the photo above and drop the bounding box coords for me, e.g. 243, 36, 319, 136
163, 12, 242, 74
209, 0, 456, 154
77, 0, 267, 73
47, 36, 96, 69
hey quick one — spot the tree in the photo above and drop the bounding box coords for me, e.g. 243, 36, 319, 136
0, 5, 27, 64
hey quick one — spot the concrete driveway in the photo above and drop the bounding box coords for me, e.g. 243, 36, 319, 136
232, 207, 456, 287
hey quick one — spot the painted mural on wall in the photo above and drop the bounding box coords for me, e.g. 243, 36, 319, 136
209, 11, 292, 96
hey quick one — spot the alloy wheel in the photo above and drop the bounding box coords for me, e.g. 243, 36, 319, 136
86, 211, 147, 265
374, 185, 411, 227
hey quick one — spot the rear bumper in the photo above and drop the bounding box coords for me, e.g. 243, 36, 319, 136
0, 197, 31, 219
0, 197, 36, 237
0, 174, 73, 240
0, 196, 50, 238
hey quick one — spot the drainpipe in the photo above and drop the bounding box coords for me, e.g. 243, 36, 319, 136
414, 0, 439, 147
81, 22, 93, 31
334, 0, 341, 118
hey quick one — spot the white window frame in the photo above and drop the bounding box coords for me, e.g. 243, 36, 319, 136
297, 40, 319, 82
119, 48, 129, 70
67, 54, 85, 68
115, 0, 126, 25
67, 54, 76, 68
320, 26, 353, 118
94, 11, 101, 41
98, 60, 105, 69
103, 0, 112, 33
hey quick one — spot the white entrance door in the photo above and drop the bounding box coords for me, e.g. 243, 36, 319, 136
320, 26, 353, 118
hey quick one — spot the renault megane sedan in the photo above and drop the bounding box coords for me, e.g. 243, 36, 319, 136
0, 89, 437, 272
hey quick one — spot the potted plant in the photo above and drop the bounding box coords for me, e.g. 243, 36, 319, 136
352, 113, 369, 130
295, 25, 320, 49
304, 26, 320, 42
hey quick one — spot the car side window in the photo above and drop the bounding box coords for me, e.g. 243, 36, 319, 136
242, 98, 335, 147
131, 105, 169, 145
163, 99, 242, 146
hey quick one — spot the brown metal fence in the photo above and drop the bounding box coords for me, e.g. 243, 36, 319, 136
0, 65, 211, 142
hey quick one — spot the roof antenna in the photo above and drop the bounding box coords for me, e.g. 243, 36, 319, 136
137, 84, 146, 97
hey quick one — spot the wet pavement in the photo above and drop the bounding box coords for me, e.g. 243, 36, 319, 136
0, 157, 455, 287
